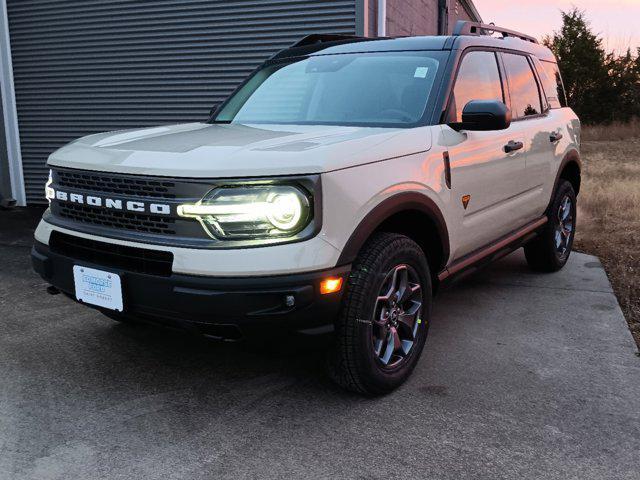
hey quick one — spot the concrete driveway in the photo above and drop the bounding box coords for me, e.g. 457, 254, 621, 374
1, 211, 639, 479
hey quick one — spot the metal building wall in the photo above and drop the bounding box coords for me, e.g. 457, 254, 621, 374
6, 0, 357, 204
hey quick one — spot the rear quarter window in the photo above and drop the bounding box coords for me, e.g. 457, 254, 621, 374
539, 60, 568, 109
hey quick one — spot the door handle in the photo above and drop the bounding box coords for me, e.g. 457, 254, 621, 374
550, 132, 563, 142
504, 140, 524, 153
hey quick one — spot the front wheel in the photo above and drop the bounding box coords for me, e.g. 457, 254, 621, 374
524, 180, 577, 272
327, 232, 432, 396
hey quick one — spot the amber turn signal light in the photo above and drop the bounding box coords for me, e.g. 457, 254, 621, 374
320, 277, 343, 295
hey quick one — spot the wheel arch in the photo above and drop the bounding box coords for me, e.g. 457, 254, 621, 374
555, 149, 582, 196
337, 192, 450, 277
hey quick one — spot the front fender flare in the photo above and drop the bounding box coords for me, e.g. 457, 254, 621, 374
336, 192, 450, 270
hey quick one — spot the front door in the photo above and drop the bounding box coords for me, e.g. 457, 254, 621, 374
442, 50, 529, 260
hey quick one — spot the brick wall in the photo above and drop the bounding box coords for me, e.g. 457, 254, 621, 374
386, 0, 439, 36
367, 0, 377, 36
370, 0, 480, 37
449, 0, 474, 29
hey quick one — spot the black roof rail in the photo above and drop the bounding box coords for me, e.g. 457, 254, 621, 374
452, 20, 539, 44
290, 34, 366, 49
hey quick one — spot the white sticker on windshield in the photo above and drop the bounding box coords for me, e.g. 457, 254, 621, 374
414, 67, 429, 78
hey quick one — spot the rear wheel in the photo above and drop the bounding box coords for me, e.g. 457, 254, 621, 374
524, 180, 577, 272
327, 232, 432, 396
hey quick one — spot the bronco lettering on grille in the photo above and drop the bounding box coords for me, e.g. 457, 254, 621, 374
53, 189, 171, 215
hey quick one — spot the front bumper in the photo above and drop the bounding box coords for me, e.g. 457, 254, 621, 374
32, 240, 349, 340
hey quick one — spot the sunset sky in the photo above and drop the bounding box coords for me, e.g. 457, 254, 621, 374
474, 0, 640, 53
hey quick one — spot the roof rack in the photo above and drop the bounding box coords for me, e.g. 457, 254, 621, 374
290, 34, 366, 49
452, 20, 539, 44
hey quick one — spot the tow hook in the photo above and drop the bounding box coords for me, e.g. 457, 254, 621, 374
46, 285, 60, 296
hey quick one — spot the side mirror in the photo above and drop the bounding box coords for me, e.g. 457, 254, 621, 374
209, 103, 220, 118
449, 100, 511, 132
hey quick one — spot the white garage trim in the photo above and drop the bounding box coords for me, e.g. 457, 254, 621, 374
377, 0, 386, 36
460, 0, 482, 22
0, 0, 25, 206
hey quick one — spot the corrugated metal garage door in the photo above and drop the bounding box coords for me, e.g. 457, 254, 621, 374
6, 0, 357, 203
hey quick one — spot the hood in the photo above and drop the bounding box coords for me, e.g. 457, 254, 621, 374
48, 122, 432, 177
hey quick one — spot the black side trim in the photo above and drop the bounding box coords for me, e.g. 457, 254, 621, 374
438, 216, 547, 283
337, 192, 449, 269
443, 151, 452, 189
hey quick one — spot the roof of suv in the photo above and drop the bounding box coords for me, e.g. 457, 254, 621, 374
272, 23, 556, 63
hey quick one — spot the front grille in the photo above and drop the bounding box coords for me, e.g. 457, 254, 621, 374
57, 170, 176, 199
49, 231, 173, 276
58, 203, 177, 235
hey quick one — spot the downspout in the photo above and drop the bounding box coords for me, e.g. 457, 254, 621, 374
377, 0, 386, 37
438, 0, 449, 35
0, 0, 25, 206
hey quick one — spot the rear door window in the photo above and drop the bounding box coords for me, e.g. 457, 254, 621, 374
502, 53, 543, 119
448, 51, 504, 123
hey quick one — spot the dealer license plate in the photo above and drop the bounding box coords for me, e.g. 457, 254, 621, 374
73, 266, 123, 312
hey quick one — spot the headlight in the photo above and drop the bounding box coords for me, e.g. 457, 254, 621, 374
45, 170, 55, 203
178, 185, 311, 240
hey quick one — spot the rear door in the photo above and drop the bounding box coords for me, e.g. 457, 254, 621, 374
533, 58, 574, 210
500, 52, 556, 217
442, 50, 529, 259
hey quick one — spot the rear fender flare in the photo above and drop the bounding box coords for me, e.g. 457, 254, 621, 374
549, 149, 581, 210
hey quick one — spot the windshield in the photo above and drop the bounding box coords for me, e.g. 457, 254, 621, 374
212, 51, 445, 127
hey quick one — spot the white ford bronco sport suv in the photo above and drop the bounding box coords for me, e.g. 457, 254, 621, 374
32, 22, 581, 395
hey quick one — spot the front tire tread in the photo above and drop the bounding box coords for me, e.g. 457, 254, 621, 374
328, 232, 431, 396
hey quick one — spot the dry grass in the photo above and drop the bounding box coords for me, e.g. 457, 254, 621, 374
581, 119, 640, 142
575, 122, 640, 347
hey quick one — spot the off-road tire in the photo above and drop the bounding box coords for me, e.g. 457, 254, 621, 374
524, 180, 577, 272
327, 232, 432, 396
